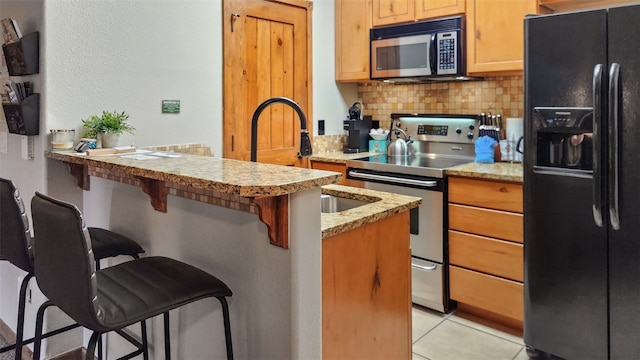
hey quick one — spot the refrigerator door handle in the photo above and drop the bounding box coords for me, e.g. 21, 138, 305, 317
609, 63, 621, 230
592, 63, 604, 227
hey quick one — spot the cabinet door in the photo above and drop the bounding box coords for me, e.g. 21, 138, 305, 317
335, 0, 372, 82
466, 0, 538, 75
416, 0, 465, 20
372, 0, 415, 26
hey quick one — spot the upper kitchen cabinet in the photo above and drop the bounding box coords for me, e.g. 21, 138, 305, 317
466, 0, 538, 76
336, 0, 372, 82
372, 0, 465, 26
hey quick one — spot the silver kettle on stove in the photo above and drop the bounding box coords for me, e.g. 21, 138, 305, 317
387, 128, 412, 157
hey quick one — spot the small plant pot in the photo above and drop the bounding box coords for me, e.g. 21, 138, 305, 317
101, 133, 121, 148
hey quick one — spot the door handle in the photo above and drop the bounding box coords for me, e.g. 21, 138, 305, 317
348, 170, 437, 188
592, 64, 604, 227
411, 263, 437, 271
608, 63, 621, 230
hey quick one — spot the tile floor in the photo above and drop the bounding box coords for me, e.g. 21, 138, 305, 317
412, 305, 529, 360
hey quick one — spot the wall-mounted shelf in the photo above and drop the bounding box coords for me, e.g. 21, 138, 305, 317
2, 32, 39, 76
2, 93, 39, 135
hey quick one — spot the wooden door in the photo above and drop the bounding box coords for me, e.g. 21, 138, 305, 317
466, 0, 538, 75
416, 0, 465, 20
223, 0, 312, 167
372, 0, 415, 26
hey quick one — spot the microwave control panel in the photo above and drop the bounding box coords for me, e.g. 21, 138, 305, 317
436, 31, 458, 75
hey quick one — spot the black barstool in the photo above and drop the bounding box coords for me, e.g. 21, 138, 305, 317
0, 178, 145, 360
31, 191, 233, 360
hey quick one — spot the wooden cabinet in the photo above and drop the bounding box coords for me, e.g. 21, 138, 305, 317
416, 0, 465, 20
335, 0, 372, 82
466, 0, 538, 76
323, 212, 412, 359
372, 0, 465, 26
448, 176, 524, 329
311, 161, 347, 185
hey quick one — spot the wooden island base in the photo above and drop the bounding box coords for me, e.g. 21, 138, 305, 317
323, 211, 411, 359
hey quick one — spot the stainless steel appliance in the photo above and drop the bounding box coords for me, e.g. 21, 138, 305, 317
524, 5, 640, 359
346, 113, 480, 312
370, 16, 472, 82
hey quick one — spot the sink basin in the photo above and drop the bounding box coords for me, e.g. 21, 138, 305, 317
321, 194, 369, 213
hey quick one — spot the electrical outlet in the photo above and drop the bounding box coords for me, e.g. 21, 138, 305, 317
0, 131, 7, 153
21, 135, 33, 160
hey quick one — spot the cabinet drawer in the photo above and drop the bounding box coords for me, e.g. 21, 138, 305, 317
449, 230, 523, 282
449, 177, 523, 213
448, 204, 523, 242
311, 161, 346, 185
449, 266, 523, 322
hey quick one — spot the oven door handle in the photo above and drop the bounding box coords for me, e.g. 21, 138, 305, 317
348, 170, 438, 188
411, 263, 437, 271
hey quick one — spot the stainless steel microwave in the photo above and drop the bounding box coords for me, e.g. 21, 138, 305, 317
370, 16, 467, 82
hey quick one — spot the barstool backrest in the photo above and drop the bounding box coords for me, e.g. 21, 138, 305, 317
0, 178, 34, 273
31, 192, 103, 330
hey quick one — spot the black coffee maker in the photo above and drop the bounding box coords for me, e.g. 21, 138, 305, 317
533, 107, 593, 170
343, 101, 372, 153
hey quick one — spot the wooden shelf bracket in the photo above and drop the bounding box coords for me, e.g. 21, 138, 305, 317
136, 177, 168, 213
65, 162, 90, 191
253, 195, 289, 249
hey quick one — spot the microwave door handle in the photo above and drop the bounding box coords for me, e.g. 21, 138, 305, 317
429, 33, 436, 75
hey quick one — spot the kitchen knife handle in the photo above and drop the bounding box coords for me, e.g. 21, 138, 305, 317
608, 63, 621, 230
592, 64, 604, 227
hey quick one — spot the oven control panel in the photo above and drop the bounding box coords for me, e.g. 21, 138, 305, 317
392, 115, 480, 144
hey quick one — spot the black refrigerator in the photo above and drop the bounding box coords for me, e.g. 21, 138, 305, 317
524, 5, 640, 360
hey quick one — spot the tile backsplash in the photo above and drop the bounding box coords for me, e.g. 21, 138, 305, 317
358, 75, 523, 129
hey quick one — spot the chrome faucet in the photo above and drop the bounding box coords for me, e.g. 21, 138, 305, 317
250, 96, 313, 162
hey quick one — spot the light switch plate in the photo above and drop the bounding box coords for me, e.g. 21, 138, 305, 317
21, 136, 33, 160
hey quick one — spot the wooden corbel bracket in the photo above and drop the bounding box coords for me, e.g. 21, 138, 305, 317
136, 177, 168, 212
65, 162, 90, 190
253, 195, 289, 249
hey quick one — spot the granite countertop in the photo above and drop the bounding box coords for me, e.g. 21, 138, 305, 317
310, 151, 383, 164
46, 150, 341, 197
320, 184, 421, 239
446, 162, 523, 183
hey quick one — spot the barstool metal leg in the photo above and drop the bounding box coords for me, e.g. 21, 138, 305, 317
11, 273, 32, 360
217, 297, 234, 360
164, 312, 171, 360
33, 300, 53, 360
141, 320, 149, 360
86, 332, 101, 360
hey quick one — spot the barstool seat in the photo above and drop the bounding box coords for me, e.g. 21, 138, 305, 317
0, 177, 145, 360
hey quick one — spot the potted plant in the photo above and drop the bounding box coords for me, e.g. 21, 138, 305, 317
82, 110, 135, 148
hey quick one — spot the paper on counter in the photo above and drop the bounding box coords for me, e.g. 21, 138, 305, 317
120, 154, 159, 160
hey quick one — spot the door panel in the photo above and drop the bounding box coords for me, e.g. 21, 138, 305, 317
524, 9, 608, 360
223, 0, 310, 166
607, 5, 640, 359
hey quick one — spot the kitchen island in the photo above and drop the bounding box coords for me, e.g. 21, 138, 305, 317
44, 149, 419, 359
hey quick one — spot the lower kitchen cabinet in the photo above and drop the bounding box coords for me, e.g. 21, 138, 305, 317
323, 212, 411, 359
447, 176, 524, 329
311, 160, 347, 185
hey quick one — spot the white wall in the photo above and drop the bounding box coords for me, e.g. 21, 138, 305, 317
0, 0, 341, 357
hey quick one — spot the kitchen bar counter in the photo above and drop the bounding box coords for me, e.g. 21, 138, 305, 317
46, 150, 341, 197
321, 184, 421, 239
446, 162, 523, 183
46, 149, 341, 249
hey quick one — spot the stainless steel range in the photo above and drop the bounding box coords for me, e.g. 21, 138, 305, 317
346, 113, 481, 312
